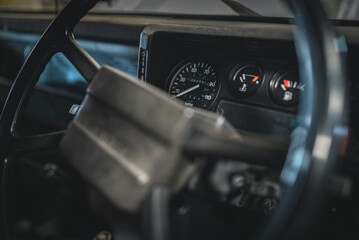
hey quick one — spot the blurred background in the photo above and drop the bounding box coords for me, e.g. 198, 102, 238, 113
0, 0, 358, 20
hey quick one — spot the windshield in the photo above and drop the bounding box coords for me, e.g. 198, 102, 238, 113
0, 0, 358, 21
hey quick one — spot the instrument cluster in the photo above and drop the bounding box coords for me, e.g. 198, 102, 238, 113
164, 57, 302, 137
139, 29, 301, 137
167, 58, 303, 111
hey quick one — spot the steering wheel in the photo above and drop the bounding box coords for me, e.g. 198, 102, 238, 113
0, 0, 348, 239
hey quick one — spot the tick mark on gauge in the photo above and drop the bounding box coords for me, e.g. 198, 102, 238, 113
283, 79, 290, 88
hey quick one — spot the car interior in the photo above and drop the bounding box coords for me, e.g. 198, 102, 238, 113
0, 0, 358, 239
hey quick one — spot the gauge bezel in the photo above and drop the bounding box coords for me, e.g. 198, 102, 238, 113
228, 60, 264, 98
166, 58, 221, 110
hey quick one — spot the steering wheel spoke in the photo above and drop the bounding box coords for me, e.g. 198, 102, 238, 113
0, 2, 101, 158
9, 131, 65, 155
60, 33, 100, 83
184, 130, 289, 168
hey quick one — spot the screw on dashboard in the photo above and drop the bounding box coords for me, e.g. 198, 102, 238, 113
262, 198, 278, 214
231, 174, 245, 188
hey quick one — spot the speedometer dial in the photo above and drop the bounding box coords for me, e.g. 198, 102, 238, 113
169, 61, 219, 109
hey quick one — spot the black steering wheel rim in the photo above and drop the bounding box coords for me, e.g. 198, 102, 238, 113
261, 0, 348, 239
0, 0, 349, 240
0, 1, 100, 238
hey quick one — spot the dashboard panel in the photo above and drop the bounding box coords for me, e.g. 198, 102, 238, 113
0, 12, 359, 240
139, 26, 301, 137
0, 15, 358, 160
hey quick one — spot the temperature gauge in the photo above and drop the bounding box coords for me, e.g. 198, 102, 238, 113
269, 71, 304, 106
229, 62, 263, 97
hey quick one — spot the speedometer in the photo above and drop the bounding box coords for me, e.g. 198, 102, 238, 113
168, 60, 219, 109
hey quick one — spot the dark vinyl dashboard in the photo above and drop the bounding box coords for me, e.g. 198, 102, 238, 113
0, 13, 359, 158
1, 13, 359, 239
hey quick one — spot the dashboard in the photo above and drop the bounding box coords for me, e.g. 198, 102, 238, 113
139, 26, 301, 137
0, 14, 359, 239
0, 14, 358, 158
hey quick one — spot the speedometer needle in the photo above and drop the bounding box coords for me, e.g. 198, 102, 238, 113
172, 84, 200, 98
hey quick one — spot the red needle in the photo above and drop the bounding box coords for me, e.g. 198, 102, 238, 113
252, 76, 259, 82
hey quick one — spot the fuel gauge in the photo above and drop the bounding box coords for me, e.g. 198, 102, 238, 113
270, 71, 304, 106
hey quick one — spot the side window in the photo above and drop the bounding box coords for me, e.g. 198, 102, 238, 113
17, 38, 138, 136
1, 30, 139, 136
17, 52, 86, 136
37, 53, 87, 96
